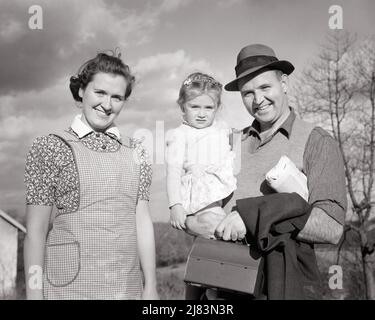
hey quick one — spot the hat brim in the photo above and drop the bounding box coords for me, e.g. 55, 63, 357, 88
224, 60, 294, 91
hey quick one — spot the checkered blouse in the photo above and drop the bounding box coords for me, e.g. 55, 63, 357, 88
25, 128, 152, 211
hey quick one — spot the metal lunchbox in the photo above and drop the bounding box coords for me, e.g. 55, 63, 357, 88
184, 237, 262, 295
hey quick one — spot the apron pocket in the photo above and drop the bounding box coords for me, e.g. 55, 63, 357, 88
46, 241, 81, 287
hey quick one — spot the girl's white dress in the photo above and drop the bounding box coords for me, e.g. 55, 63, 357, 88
166, 120, 237, 215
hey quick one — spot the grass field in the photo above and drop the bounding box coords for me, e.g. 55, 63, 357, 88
3, 224, 369, 300
157, 263, 186, 300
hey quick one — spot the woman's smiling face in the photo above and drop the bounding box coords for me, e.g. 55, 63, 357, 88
79, 72, 128, 132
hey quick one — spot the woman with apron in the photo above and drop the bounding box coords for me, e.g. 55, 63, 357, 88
24, 51, 159, 300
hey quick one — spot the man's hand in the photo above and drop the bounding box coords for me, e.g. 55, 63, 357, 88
185, 210, 226, 239
170, 204, 187, 230
215, 210, 246, 241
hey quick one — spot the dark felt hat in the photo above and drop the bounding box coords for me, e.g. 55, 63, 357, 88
224, 44, 294, 91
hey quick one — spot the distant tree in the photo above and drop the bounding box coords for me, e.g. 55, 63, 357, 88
292, 31, 375, 299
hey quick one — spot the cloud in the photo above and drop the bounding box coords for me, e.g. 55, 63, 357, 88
133, 50, 211, 77
217, 0, 244, 8
159, 0, 193, 12
0, 141, 13, 164
0, 0, 85, 94
0, 0, 194, 96
0, 115, 34, 140
0, 19, 24, 42
0, 77, 72, 119
132, 49, 215, 110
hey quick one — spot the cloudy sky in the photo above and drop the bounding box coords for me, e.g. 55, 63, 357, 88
0, 0, 374, 222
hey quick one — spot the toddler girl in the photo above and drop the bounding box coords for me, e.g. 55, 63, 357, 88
165, 72, 237, 239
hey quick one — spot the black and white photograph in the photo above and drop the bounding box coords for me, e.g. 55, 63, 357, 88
0, 0, 375, 306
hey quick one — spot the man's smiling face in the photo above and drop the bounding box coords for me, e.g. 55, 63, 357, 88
239, 70, 289, 131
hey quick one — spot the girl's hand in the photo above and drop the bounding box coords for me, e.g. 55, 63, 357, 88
170, 204, 187, 230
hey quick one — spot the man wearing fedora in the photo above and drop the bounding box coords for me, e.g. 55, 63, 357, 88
214, 44, 347, 299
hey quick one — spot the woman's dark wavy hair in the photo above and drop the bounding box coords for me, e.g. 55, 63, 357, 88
69, 50, 135, 102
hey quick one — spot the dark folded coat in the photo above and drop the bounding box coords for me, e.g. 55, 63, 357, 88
236, 193, 322, 300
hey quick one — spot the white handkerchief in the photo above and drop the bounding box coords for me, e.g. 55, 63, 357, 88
265, 155, 309, 201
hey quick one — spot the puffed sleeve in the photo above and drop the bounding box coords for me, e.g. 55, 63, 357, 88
165, 128, 186, 208
24, 136, 60, 206
135, 142, 153, 202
